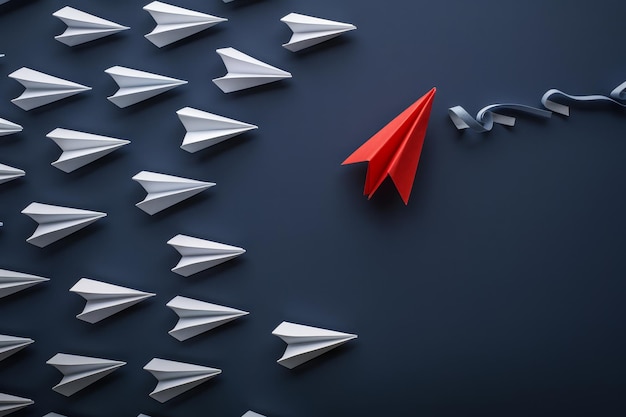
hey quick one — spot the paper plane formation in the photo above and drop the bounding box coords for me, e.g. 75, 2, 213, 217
167, 234, 245, 277
213, 47, 291, 93
0, 163, 24, 185
70, 278, 155, 324
281, 13, 356, 52
47, 128, 130, 173
343, 88, 436, 205
177, 107, 257, 153
53, 6, 129, 47
0, 393, 33, 417
47, 353, 125, 397
144, 1, 227, 48
9, 67, 91, 111
144, 358, 221, 403
272, 321, 357, 369
21, 202, 106, 248
106, 66, 187, 108
0, 118, 22, 137
0, 268, 49, 299
167, 296, 248, 341
132, 171, 215, 215
0, 335, 33, 362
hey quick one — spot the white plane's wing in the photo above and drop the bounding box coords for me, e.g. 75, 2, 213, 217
0, 268, 49, 299
53, 6, 129, 46
132, 171, 215, 215
167, 234, 245, 277
144, 358, 221, 403
9, 67, 91, 111
167, 296, 248, 341
0, 118, 22, 137
70, 278, 155, 324
0, 335, 33, 362
281, 13, 356, 52
21, 202, 106, 248
47, 128, 130, 173
0, 163, 24, 185
106, 66, 187, 108
213, 48, 291, 93
0, 393, 33, 417
272, 321, 357, 369
177, 107, 257, 153
47, 353, 125, 397
144, 1, 226, 48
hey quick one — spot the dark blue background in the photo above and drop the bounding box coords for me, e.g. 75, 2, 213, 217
1, 1, 626, 416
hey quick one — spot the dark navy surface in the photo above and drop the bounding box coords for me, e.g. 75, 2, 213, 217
1, 1, 626, 416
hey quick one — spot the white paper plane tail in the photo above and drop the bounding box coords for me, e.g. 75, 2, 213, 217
272, 321, 357, 369
177, 107, 257, 153
144, 1, 227, 48
106, 66, 187, 108
47, 128, 130, 173
9, 67, 91, 111
21, 202, 106, 248
132, 171, 215, 215
47, 353, 126, 397
53, 6, 129, 46
0, 393, 33, 417
167, 296, 248, 341
213, 47, 291, 93
0, 163, 24, 185
144, 358, 221, 403
0, 268, 49, 299
0, 335, 33, 362
70, 278, 155, 324
281, 13, 356, 52
167, 234, 245, 277
0, 118, 22, 137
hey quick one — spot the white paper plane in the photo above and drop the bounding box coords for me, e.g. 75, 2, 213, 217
213, 47, 291, 93
0, 393, 33, 417
106, 66, 187, 108
242, 412, 266, 417
132, 171, 215, 215
21, 202, 106, 248
177, 107, 257, 153
281, 13, 356, 52
0, 163, 24, 185
0, 335, 33, 362
70, 278, 155, 324
47, 353, 125, 397
144, 1, 227, 48
9, 67, 91, 111
144, 358, 221, 403
167, 234, 245, 277
53, 6, 129, 47
166, 296, 248, 341
0, 268, 49, 299
272, 321, 357, 369
0, 118, 22, 137
47, 128, 130, 173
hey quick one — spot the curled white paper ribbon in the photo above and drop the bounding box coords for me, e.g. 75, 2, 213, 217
541, 81, 626, 116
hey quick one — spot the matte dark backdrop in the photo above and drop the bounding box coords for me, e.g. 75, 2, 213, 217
1, 1, 626, 416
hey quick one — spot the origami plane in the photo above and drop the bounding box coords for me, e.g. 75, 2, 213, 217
143, 358, 221, 403
105, 66, 187, 108
213, 47, 291, 93
167, 295, 248, 341
132, 171, 215, 215
0, 393, 33, 417
0, 335, 33, 362
144, 1, 226, 48
0, 163, 24, 185
9, 67, 91, 111
177, 107, 257, 153
53, 6, 129, 46
343, 88, 436, 205
70, 278, 155, 324
0, 118, 22, 137
47, 128, 130, 173
0, 268, 49, 299
21, 202, 106, 248
47, 353, 125, 397
280, 13, 356, 52
272, 321, 357, 369
167, 234, 246, 277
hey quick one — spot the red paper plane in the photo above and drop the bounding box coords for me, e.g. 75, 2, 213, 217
342, 87, 436, 205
